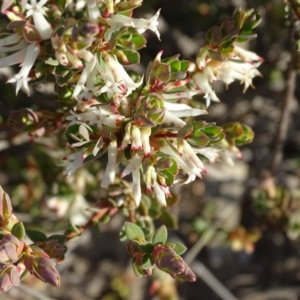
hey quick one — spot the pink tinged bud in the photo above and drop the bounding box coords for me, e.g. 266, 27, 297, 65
101, 141, 118, 188
0, 234, 24, 264
66, 52, 83, 69
131, 125, 142, 150
152, 244, 196, 282
120, 129, 131, 150
0, 188, 13, 226
140, 127, 151, 156
33, 257, 60, 287
0, 265, 21, 292
152, 181, 166, 206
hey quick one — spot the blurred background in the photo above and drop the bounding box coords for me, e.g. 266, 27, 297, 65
1, 0, 300, 299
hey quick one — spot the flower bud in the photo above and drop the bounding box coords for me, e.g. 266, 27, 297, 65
152, 244, 196, 282
24, 254, 60, 287
34, 257, 60, 286
35, 240, 66, 262
0, 234, 24, 264
0, 265, 21, 292
0, 188, 13, 228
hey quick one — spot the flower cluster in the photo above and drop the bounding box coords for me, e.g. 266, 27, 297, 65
0, 187, 64, 292
0, 0, 262, 286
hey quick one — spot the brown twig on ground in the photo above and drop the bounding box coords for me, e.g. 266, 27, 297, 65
269, 8, 298, 174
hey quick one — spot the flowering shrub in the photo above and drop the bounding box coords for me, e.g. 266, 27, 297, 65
0, 0, 263, 292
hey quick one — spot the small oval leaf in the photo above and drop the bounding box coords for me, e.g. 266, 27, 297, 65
125, 222, 145, 240
152, 225, 168, 244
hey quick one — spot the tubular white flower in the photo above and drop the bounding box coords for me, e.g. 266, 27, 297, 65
233, 46, 263, 63
121, 154, 142, 178
161, 90, 200, 101
62, 151, 85, 176
164, 102, 207, 118
131, 125, 142, 150
140, 127, 151, 156
161, 144, 202, 184
107, 9, 161, 39
101, 141, 118, 188
86, 0, 101, 21
192, 72, 220, 107
132, 167, 141, 207
25, 0, 52, 40
7, 43, 40, 95
152, 181, 166, 206
196, 147, 219, 163
163, 110, 186, 128
0, 48, 27, 68
97, 54, 143, 99
72, 59, 97, 99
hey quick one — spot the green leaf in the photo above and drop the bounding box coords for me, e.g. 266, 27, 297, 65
11, 222, 25, 240
142, 254, 154, 269
47, 234, 66, 244
140, 242, 154, 254
165, 241, 187, 255
178, 122, 193, 138
152, 225, 168, 244
64, 223, 80, 237
119, 32, 146, 50
26, 229, 47, 242
118, 49, 140, 65
189, 130, 210, 148
125, 222, 145, 240
132, 260, 143, 277
202, 126, 223, 138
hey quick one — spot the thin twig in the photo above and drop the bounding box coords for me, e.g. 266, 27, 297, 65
287, 0, 300, 21
269, 9, 297, 173
12, 283, 57, 300
65, 207, 111, 241
184, 206, 234, 265
193, 262, 239, 300
182, 207, 238, 300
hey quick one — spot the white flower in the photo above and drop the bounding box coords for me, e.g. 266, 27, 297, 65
120, 154, 143, 207
192, 72, 220, 107
107, 10, 161, 39
164, 102, 207, 118
217, 61, 262, 93
62, 151, 85, 176
86, 0, 101, 21
233, 46, 263, 63
101, 141, 118, 188
96, 54, 143, 100
161, 143, 203, 184
6, 43, 40, 95
25, 0, 52, 40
